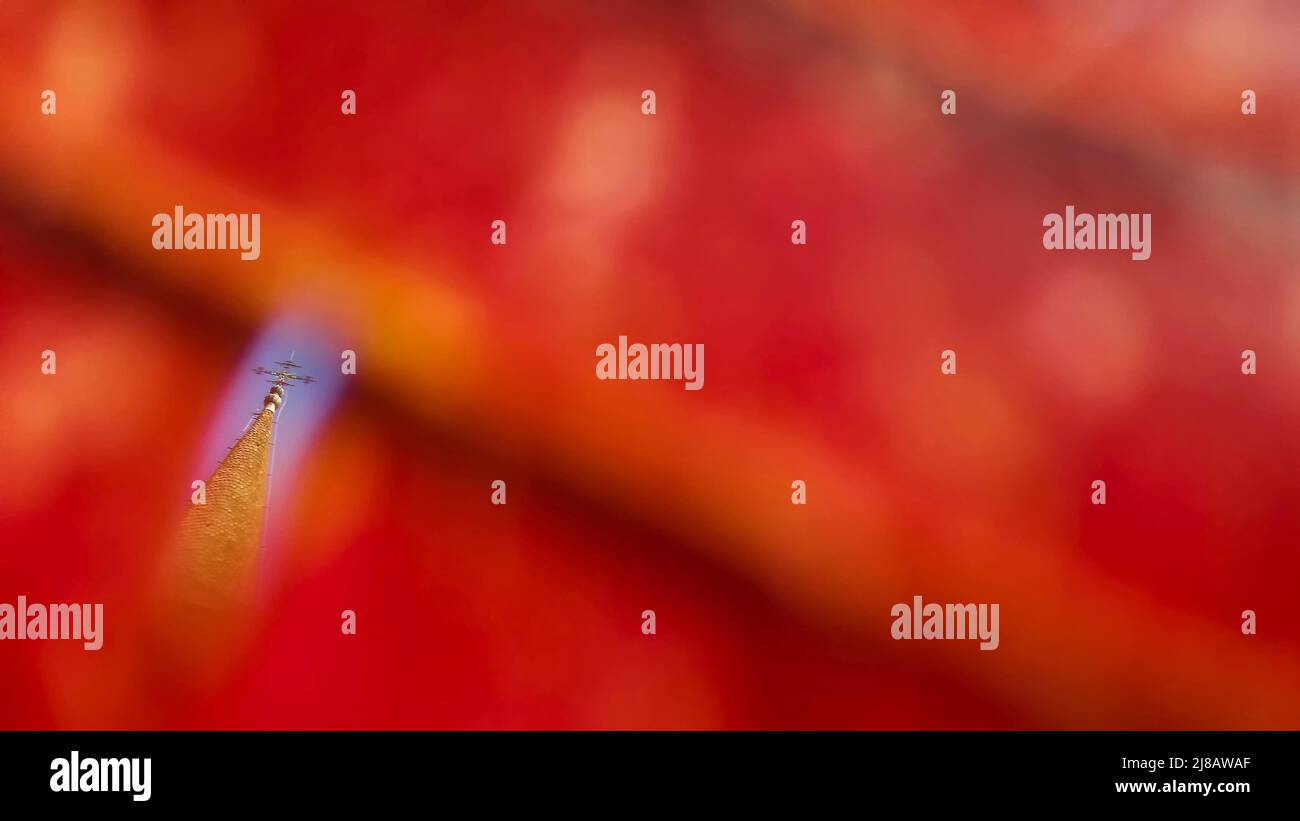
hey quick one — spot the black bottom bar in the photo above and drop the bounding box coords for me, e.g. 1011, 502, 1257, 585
0, 731, 1288, 809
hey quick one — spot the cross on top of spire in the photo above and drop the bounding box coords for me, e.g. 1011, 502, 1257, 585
253, 355, 314, 413
253, 359, 317, 387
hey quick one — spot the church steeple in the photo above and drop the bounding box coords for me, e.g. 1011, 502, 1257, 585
154, 358, 314, 681
176, 358, 315, 608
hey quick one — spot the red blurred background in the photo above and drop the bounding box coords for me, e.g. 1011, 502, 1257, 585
1, 0, 1299, 728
